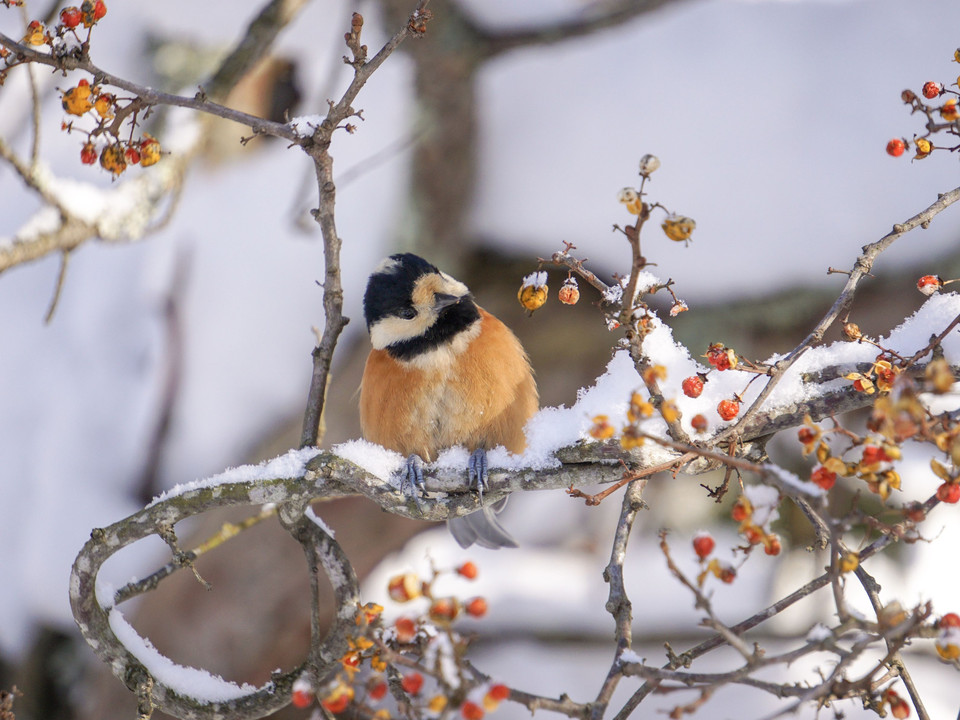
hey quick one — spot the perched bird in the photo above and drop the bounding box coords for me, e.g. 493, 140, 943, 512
360, 253, 538, 548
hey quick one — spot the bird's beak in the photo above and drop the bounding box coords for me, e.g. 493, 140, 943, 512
434, 293, 461, 310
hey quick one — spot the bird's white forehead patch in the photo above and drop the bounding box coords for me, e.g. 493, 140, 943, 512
373, 257, 402, 275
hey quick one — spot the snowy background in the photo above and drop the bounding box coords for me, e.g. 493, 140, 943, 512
2, 0, 960, 717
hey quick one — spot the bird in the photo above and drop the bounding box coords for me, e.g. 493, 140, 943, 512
359, 253, 538, 548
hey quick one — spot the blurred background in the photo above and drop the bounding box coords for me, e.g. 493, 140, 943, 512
1, 0, 960, 718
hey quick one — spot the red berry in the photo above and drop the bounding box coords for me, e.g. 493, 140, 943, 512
692, 532, 715, 559
811, 466, 837, 490
936, 483, 960, 504
731, 501, 749, 523
395, 616, 417, 643
922, 81, 942, 99
80, 142, 97, 165
743, 526, 763, 545
124, 146, 141, 165
797, 427, 817, 445
457, 561, 478, 579
764, 535, 782, 556
465, 597, 488, 618
917, 274, 942, 296
690, 413, 708, 433
321, 691, 351, 714
291, 689, 313, 709
487, 684, 510, 702
462, 701, 485, 720
717, 399, 739, 421
60, 6, 82, 28
706, 344, 735, 371
886, 138, 906, 157
861, 446, 889, 465
93, 0, 106, 20
369, 682, 388, 702
401, 672, 424, 696
429, 597, 460, 622
291, 679, 313, 709
940, 613, 960, 628
681, 376, 704, 398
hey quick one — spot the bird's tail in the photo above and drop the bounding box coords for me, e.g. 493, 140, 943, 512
447, 499, 517, 549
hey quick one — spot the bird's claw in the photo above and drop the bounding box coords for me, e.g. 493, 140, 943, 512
401, 454, 427, 512
468, 448, 489, 502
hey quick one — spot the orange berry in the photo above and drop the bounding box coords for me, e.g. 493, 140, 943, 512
558, 278, 580, 305
690, 413, 708, 433
743, 526, 763, 545
731, 500, 749, 523
139, 134, 162, 167
429, 597, 460, 622
717, 399, 739, 421
811, 465, 837, 490
886, 138, 906, 157
465, 596, 488, 618
681, 376, 704, 398
936, 483, 960, 504
457, 561, 478, 579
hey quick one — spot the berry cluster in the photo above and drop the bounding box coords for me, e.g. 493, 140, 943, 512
292, 561, 508, 718
3, 1, 106, 80
3, 3, 165, 176
60, 75, 163, 176
885, 49, 960, 159
691, 531, 738, 585
800, 357, 960, 509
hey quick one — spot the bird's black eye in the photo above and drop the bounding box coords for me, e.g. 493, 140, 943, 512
396, 307, 417, 320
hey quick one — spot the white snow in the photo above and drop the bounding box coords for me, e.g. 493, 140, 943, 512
289, 114, 327, 137
805, 623, 832, 644
148, 447, 320, 506
520, 271, 547, 289
332, 439, 405, 482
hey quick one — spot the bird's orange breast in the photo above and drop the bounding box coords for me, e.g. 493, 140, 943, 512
360, 308, 538, 460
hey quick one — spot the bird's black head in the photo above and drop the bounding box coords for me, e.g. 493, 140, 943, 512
363, 253, 480, 361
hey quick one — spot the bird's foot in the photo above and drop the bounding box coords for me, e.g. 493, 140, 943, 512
401, 454, 427, 512
468, 448, 489, 501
